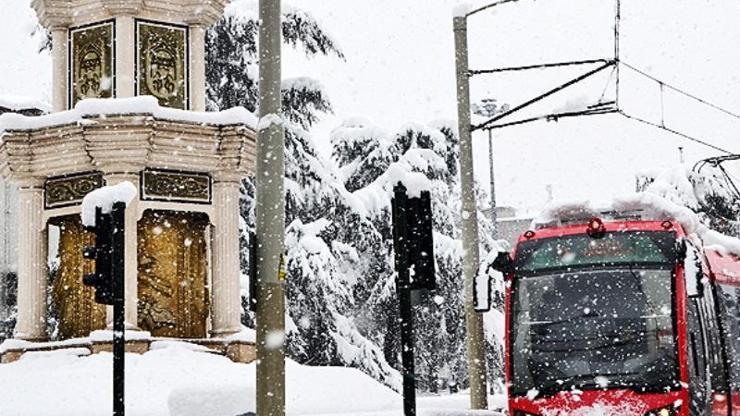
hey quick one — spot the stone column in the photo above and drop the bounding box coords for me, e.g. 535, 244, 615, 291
115, 16, 136, 99
103, 174, 139, 329
190, 25, 207, 112
210, 179, 242, 336
15, 181, 47, 341
51, 27, 68, 112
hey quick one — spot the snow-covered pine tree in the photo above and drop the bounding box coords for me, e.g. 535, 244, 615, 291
207, 0, 401, 390
639, 164, 740, 236
333, 118, 505, 392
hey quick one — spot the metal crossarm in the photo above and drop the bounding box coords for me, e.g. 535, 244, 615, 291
469, 59, 610, 76
471, 61, 616, 132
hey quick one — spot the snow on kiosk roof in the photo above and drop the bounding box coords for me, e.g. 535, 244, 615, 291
0, 97, 257, 181
0, 96, 257, 137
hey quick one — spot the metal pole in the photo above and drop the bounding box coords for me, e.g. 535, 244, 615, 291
256, 0, 286, 415
398, 286, 416, 416
453, 16, 489, 410
392, 184, 417, 416
487, 129, 497, 236
112, 202, 126, 416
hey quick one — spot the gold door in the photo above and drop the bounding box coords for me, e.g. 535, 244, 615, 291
137, 211, 209, 338
51, 217, 106, 340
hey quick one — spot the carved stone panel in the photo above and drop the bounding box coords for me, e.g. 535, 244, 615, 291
70, 21, 115, 107
136, 20, 188, 109
45, 172, 104, 209
141, 169, 211, 204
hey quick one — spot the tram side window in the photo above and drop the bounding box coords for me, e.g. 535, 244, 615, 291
688, 298, 708, 400
717, 283, 740, 390
699, 283, 728, 395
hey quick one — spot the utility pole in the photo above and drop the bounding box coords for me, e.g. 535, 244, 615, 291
256, 0, 286, 415
487, 129, 497, 235
453, 15, 489, 410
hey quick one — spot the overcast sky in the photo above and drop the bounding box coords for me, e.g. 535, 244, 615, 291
4, 0, 740, 213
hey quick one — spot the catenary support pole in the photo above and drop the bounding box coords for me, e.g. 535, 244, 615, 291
256, 0, 286, 415
453, 16, 489, 410
488, 129, 497, 235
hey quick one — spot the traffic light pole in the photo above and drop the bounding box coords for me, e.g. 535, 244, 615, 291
111, 202, 126, 416
392, 184, 416, 416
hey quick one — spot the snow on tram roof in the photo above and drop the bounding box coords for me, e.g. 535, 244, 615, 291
533, 192, 740, 258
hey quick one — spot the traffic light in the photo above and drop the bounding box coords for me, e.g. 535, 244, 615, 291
392, 183, 436, 291
405, 190, 435, 291
82, 206, 114, 305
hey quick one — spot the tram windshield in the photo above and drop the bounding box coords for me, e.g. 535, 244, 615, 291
510, 231, 680, 397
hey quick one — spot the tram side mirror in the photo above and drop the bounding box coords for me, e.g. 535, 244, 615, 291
685, 245, 704, 299
491, 252, 515, 276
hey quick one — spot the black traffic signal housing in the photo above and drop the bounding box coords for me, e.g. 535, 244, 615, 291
82, 207, 114, 305
406, 190, 435, 290
392, 183, 436, 291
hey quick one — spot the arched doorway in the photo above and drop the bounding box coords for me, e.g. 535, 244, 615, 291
137, 210, 210, 338
49, 216, 106, 340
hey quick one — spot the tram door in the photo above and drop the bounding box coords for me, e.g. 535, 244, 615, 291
137, 210, 210, 338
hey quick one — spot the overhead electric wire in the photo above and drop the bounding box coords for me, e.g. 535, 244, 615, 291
620, 61, 740, 120
463, 0, 740, 155
465, 0, 521, 18
618, 110, 734, 154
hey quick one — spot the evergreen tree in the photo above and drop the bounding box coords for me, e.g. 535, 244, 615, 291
207, 1, 401, 389
335, 118, 505, 392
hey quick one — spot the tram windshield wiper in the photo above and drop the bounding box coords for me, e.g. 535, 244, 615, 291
527, 310, 600, 328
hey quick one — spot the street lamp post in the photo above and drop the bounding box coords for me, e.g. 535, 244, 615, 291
453, 15, 489, 410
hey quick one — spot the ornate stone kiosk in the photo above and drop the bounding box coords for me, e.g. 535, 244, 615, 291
0, 0, 256, 362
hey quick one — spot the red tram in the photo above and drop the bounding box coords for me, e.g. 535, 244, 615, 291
495, 213, 740, 416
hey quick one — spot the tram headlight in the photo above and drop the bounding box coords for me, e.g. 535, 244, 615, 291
513, 412, 540, 416
644, 405, 679, 416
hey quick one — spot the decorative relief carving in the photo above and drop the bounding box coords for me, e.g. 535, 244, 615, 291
45, 172, 104, 209
136, 20, 188, 109
142, 169, 211, 203
70, 21, 114, 107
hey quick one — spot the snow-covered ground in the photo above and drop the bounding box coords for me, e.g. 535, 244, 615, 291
0, 341, 504, 416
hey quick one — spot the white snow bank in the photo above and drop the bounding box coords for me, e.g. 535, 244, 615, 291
81, 181, 138, 227
149, 341, 216, 354
0, 345, 403, 416
0, 94, 49, 112
168, 384, 254, 416
0, 96, 257, 135
534, 192, 740, 257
